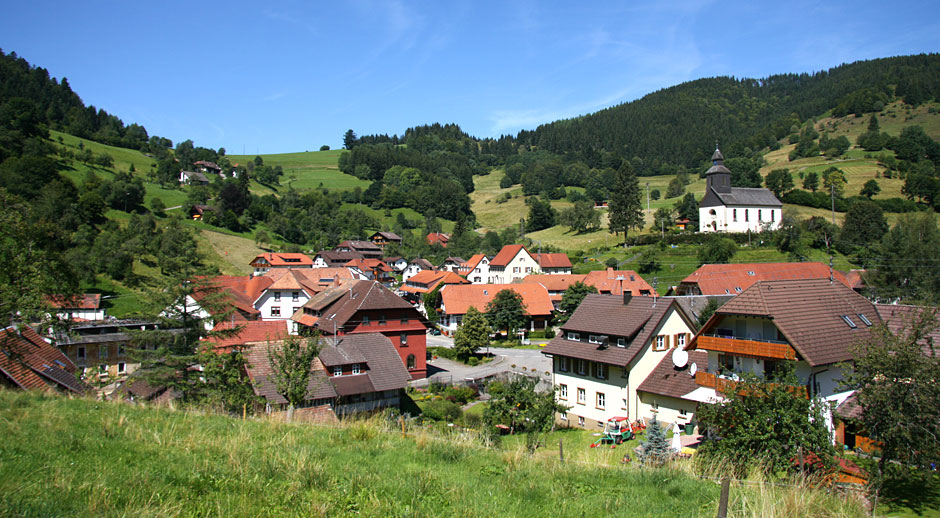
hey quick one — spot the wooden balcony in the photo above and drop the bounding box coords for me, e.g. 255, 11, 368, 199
694, 371, 737, 393
697, 335, 797, 360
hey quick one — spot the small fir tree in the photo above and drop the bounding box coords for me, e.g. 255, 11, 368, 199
637, 416, 672, 466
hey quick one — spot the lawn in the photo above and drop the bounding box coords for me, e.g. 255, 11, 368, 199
227, 150, 369, 193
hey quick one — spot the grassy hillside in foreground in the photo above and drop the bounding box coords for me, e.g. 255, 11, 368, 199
0, 391, 869, 518
0, 392, 718, 518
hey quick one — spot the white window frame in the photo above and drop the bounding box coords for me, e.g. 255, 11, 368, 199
559, 384, 567, 400
333, 366, 342, 377
567, 332, 579, 341
352, 364, 360, 375
560, 411, 567, 421
589, 335, 602, 344
578, 416, 585, 426
595, 363, 608, 380
270, 306, 281, 317
118, 362, 126, 374
676, 334, 687, 348
292, 291, 300, 302
596, 392, 605, 409
576, 359, 586, 375
559, 356, 569, 372
655, 335, 666, 351
616, 337, 626, 348
274, 292, 281, 302
577, 388, 586, 405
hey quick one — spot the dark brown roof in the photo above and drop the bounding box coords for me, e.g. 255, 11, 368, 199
331, 374, 376, 396
243, 345, 336, 405
697, 279, 881, 367
298, 280, 417, 331
410, 258, 434, 270
542, 295, 694, 366
875, 304, 940, 357
331, 333, 410, 392
667, 295, 734, 326
316, 250, 364, 266
637, 350, 708, 399
836, 392, 863, 421
0, 326, 87, 394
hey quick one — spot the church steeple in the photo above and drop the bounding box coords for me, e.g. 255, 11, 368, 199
706, 145, 732, 194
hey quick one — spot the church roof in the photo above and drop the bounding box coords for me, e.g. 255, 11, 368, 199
709, 187, 782, 207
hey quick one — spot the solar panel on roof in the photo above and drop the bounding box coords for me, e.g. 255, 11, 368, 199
841, 315, 857, 328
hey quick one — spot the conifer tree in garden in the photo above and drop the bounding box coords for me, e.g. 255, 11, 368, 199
608, 161, 643, 245
637, 416, 672, 466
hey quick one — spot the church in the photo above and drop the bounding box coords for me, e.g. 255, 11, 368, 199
699, 148, 782, 233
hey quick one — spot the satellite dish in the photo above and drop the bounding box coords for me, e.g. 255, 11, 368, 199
690, 363, 698, 377
672, 348, 689, 368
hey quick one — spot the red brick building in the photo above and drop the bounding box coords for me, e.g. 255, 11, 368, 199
292, 280, 429, 379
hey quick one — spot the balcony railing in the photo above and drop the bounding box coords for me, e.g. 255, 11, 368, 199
695, 369, 808, 398
697, 334, 797, 360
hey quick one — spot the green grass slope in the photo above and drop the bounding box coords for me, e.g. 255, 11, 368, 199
227, 150, 369, 193
0, 392, 725, 517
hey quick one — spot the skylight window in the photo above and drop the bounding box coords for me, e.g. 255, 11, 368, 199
734, 287, 742, 293
841, 315, 857, 329
747, 271, 755, 276
857, 313, 873, 326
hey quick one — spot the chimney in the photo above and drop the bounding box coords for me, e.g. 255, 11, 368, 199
623, 292, 632, 306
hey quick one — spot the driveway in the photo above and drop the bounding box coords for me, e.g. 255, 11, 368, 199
422, 332, 553, 385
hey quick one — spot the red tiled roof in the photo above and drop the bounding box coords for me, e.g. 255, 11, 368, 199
203, 320, 289, 354
845, 270, 866, 290
440, 284, 554, 316
462, 254, 488, 271
583, 269, 654, 296
490, 244, 529, 267
345, 258, 393, 273
519, 274, 587, 300
427, 233, 450, 246
0, 326, 87, 394
679, 262, 850, 295
250, 253, 314, 268
535, 253, 572, 269
46, 293, 101, 310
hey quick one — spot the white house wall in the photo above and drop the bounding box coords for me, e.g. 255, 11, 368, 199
636, 393, 698, 428
699, 205, 781, 233
255, 290, 310, 320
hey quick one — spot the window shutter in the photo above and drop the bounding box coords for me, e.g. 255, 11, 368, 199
665, 335, 671, 348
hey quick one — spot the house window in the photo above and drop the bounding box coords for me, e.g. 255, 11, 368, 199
771, 210, 775, 222
400, 333, 408, 346
596, 392, 605, 409
745, 209, 749, 222
616, 338, 626, 348
578, 416, 585, 427
77, 347, 85, 360
333, 366, 342, 376
559, 384, 567, 400
733, 209, 737, 222
292, 291, 299, 302
99, 364, 108, 374
675, 334, 687, 348
352, 364, 360, 375
118, 362, 126, 374
362, 315, 370, 325
595, 363, 608, 380
525, 267, 532, 273
407, 354, 416, 369
274, 292, 281, 302
654, 335, 668, 351
559, 357, 569, 372
576, 359, 586, 375
560, 411, 567, 421
718, 354, 734, 373
651, 400, 659, 410
758, 209, 762, 221
567, 332, 579, 341
589, 335, 602, 344
513, 267, 520, 273
679, 409, 687, 416
100, 345, 108, 359
378, 314, 386, 325
271, 307, 281, 317
577, 388, 585, 404
401, 318, 409, 325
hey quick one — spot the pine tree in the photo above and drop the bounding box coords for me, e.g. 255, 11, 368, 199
637, 416, 672, 466
608, 161, 643, 245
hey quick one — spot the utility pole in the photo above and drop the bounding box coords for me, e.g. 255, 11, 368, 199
646, 182, 650, 219
830, 181, 836, 226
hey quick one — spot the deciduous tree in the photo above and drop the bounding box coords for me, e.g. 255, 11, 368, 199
556, 282, 597, 325
485, 289, 527, 337
268, 333, 323, 421
453, 306, 489, 359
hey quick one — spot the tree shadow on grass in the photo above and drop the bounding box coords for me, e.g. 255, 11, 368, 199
881, 470, 940, 516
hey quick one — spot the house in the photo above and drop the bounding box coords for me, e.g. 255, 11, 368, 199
189, 204, 214, 220
46, 293, 105, 321
583, 269, 655, 296
535, 253, 573, 274
202, 320, 290, 355
370, 231, 402, 249
461, 254, 491, 284
385, 256, 408, 272
685, 278, 882, 405
194, 160, 222, 177
400, 270, 471, 304
672, 262, 851, 296
249, 252, 314, 276
427, 232, 450, 247
541, 294, 698, 429
1, 325, 88, 394
440, 257, 466, 273
252, 268, 355, 323
335, 240, 383, 259
636, 349, 709, 427
519, 274, 587, 308
438, 283, 554, 334
243, 333, 411, 419
313, 250, 364, 268
699, 147, 782, 233
402, 258, 435, 282
185, 275, 271, 329
291, 280, 429, 379
179, 170, 210, 185
54, 319, 164, 381
344, 258, 395, 286
488, 245, 540, 284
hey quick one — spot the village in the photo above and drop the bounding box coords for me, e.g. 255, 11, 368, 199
3, 151, 925, 490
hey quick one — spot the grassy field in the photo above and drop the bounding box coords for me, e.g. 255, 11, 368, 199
0, 391, 871, 517
227, 150, 370, 193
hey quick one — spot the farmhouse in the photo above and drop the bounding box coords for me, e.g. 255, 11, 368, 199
461, 254, 491, 284
488, 245, 540, 284
402, 258, 435, 282
46, 293, 105, 321
542, 294, 698, 429
249, 252, 314, 276
54, 319, 164, 381
369, 231, 402, 249
699, 147, 782, 233
335, 240, 383, 260
1, 325, 88, 394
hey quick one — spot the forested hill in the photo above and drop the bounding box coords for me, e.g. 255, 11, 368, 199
514, 54, 940, 174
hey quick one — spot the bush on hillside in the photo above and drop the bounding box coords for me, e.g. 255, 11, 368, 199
422, 399, 463, 422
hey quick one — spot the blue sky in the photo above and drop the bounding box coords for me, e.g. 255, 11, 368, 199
2, 1, 939, 153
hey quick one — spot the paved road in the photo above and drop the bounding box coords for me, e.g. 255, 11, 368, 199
422, 332, 553, 385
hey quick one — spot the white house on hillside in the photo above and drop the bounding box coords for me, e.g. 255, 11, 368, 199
699, 147, 782, 233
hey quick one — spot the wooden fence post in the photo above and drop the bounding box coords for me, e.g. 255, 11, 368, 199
717, 477, 731, 518
559, 438, 564, 463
